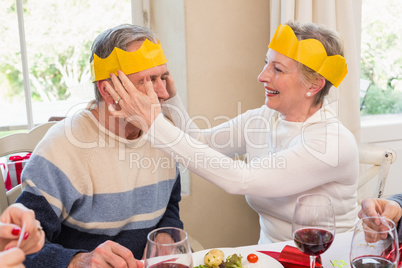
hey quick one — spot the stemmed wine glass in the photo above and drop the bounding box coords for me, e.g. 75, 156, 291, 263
292, 194, 336, 268
350, 216, 399, 267
144, 227, 193, 268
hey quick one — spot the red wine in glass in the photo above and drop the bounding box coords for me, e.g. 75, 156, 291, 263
294, 228, 334, 256
145, 227, 193, 268
351, 256, 395, 268
350, 216, 399, 267
292, 194, 335, 268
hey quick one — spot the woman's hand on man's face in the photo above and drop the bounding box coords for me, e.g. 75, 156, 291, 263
105, 70, 162, 132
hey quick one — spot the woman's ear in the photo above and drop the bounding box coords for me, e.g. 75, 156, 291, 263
97, 80, 114, 105
309, 77, 326, 95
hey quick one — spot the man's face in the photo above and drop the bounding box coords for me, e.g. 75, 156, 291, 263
125, 41, 170, 102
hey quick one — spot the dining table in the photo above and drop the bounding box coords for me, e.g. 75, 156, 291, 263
193, 231, 353, 267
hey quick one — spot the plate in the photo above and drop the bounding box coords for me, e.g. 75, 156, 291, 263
192, 248, 284, 268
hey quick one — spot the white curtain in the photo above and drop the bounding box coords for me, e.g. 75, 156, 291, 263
269, 0, 362, 141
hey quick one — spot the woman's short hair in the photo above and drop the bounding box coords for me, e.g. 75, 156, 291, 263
285, 21, 345, 106
90, 24, 158, 101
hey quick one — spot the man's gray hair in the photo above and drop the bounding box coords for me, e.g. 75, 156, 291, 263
90, 24, 158, 101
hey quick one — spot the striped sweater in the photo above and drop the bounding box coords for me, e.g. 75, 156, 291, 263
17, 107, 182, 267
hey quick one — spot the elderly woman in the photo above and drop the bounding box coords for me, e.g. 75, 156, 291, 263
0, 203, 44, 267
106, 21, 359, 244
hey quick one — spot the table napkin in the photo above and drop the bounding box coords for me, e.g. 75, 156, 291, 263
380, 242, 402, 268
259, 245, 322, 268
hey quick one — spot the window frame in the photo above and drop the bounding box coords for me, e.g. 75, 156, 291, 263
11, 0, 145, 131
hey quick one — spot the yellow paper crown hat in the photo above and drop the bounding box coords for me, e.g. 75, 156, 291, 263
268, 24, 348, 87
90, 39, 167, 82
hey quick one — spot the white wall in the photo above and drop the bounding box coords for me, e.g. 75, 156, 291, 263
151, 0, 269, 248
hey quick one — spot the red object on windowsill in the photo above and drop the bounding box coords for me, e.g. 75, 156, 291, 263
3, 153, 31, 191
259, 245, 322, 268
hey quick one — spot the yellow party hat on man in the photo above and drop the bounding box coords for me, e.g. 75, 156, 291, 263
90, 39, 167, 82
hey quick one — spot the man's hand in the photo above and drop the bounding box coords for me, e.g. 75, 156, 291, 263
68, 240, 143, 268
358, 198, 402, 242
142, 232, 175, 260
358, 198, 402, 226
154, 232, 175, 244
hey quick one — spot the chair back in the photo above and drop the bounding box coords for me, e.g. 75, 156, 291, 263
358, 143, 397, 204
0, 122, 56, 213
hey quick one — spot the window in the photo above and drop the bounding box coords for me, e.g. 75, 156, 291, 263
0, 1, 191, 195
360, 0, 402, 118
0, 0, 131, 134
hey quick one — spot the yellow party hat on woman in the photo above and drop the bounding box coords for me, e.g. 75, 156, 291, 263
268, 24, 348, 87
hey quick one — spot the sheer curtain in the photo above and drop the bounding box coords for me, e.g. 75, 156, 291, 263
269, 0, 362, 141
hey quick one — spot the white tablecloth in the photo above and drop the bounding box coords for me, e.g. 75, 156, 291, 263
195, 231, 353, 267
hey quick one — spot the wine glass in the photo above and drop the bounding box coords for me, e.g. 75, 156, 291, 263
292, 194, 336, 268
144, 227, 193, 268
350, 216, 399, 267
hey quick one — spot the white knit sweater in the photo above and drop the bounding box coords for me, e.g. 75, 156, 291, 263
147, 95, 359, 243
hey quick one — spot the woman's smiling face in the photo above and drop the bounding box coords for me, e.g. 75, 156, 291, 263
258, 49, 312, 122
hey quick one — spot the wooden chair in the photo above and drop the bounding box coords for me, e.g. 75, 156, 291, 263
0, 122, 56, 214
357, 143, 397, 204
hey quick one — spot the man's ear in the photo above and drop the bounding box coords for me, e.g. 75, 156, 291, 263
97, 80, 114, 104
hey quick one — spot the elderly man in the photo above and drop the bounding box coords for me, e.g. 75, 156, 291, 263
17, 24, 182, 267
